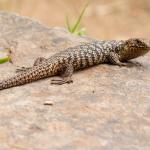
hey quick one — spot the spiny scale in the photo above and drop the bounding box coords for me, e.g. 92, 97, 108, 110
0, 38, 149, 90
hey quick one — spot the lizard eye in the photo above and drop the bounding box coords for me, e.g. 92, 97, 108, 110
135, 39, 142, 44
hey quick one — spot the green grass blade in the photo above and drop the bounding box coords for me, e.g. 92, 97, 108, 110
0, 56, 11, 64
66, 15, 72, 32
0, 47, 11, 64
71, 2, 89, 33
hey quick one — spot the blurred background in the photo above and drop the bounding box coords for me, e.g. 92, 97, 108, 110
0, 0, 150, 39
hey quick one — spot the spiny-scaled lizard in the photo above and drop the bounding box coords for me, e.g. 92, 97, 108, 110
0, 38, 149, 90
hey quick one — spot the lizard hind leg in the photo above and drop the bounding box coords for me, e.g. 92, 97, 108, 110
16, 57, 47, 73
51, 63, 74, 85
33, 57, 47, 66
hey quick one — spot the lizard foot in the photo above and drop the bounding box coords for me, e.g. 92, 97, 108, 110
16, 67, 31, 73
51, 77, 73, 85
125, 61, 143, 68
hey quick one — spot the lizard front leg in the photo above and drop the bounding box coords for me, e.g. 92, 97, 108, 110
108, 52, 127, 66
51, 63, 74, 85
16, 57, 47, 73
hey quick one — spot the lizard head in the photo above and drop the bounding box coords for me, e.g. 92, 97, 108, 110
126, 38, 150, 50
120, 38, 150, 61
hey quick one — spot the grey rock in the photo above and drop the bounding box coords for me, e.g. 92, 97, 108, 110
0, 11, 150, 150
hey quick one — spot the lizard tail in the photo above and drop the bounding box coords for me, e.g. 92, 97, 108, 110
0, 65, 55, 90
0, 76, 22, 90
0, 72, 38, 90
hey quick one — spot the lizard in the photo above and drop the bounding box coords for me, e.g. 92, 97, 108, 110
0, 38, 149, 90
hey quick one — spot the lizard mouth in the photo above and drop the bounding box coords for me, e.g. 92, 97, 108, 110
143, 47, 150, 51
131, 45, 150, 51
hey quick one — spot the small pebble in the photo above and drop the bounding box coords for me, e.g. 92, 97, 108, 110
44, 101, 54, 106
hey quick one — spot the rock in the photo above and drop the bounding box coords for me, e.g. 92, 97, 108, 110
0, 11, 150, 150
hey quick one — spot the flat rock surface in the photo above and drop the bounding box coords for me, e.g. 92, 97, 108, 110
0, 12, 150, 150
